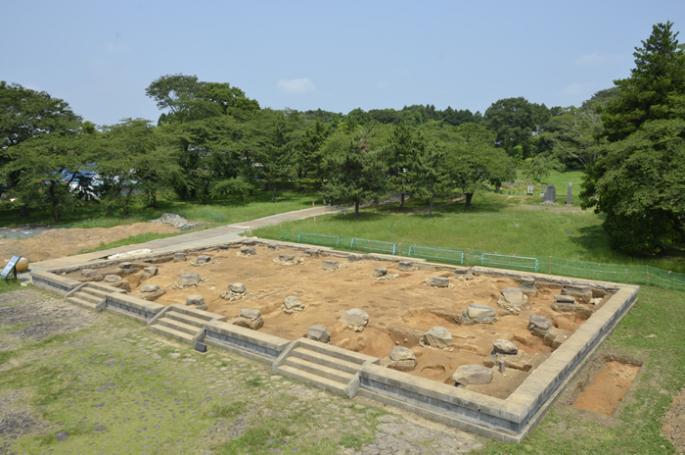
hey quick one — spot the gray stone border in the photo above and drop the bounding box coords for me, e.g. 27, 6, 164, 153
30, 237, 639, 442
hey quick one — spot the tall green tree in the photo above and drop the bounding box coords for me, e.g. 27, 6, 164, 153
322, 128, 387, 217
444, 123, 512, 208
602, 22, 685, 141
386, 124, 422, 208
484, 97, 550, 158
97, 119, 179, 213
412, 144, 449, 215
581, 22, 685, 255
2, 134, 93, 222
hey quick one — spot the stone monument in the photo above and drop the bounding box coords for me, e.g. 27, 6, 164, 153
542, 185, 556, 204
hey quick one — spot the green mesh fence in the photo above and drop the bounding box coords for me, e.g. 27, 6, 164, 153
278, 231, 685, 291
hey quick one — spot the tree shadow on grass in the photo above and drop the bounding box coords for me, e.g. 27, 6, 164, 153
327, 211, 387, 222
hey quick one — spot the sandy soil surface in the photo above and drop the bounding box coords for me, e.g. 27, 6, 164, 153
0, 222, 178, 263
573, 360, 641, 415
69, 244, 607, 399
663, 388, 685, 454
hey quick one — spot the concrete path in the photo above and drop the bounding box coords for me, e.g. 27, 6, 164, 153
32, 204, 344, 271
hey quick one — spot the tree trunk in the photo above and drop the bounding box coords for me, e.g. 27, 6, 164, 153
354, 200, 360, 218
19, 205, 29, 219
495, 181, 502, 193
48, 181, 59, 223
428, 197, 433, 216
400, 193, 405, 209
465, 192, 474, 209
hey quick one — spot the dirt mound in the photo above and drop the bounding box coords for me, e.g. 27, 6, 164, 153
663, 388, 685, 454
0, 222, 178, 263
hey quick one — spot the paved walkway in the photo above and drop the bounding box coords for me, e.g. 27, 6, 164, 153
33, 204, 344, 271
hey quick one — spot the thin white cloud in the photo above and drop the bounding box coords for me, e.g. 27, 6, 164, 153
277, 77, 316, 94
575, 52, 622, 66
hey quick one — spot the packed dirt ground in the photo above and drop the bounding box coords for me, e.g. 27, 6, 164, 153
67, 243, 611, 399
0, 222, 178, 264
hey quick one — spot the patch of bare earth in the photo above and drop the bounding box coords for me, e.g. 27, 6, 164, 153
573, 358, 641, 416
0, 222, 178, 263
663, 388, 685, 454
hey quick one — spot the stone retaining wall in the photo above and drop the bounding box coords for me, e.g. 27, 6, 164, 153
29, 237, 639, 442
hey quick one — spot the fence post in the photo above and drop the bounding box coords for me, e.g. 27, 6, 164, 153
392, 243, 397, 255
548, 256, 552, 274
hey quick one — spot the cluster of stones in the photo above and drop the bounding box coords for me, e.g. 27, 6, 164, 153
341, 308, 369, 332
238, 245, 257, 256
427, 276, 450, 288
139, 284, 165, 301
185, 294, 207, 310
497, 287, 528, 315
387, 346, 417, 371
233, 308, 263, 330
306, 324, 330, 343
322, 260, 340, 271
273, 254, 302, 266
176, 272, 201, 288
192, 255, 212, 266
419, 326, 453, 348
528, 313, 569, 349
460, 304, 497, 324
454, 267, 476, 281
221, 282, 247, 301
373, 267, 398, 280
281, 295, 305, 314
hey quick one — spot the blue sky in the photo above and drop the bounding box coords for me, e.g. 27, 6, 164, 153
2, 0, 684, 125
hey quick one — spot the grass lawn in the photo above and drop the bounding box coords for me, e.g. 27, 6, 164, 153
254, 190, 685, 273
0, 191, 317, 230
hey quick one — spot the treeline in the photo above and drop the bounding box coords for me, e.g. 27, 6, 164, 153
0, 76, 608, 220
0, 21, 683, 255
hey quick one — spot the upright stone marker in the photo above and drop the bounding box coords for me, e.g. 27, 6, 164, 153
566, 183, 573, 205
542, 185, 556, 204
526, 185, 535, 195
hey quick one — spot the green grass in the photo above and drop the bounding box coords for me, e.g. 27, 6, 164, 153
499, 169, 586, 205
0, 191, 316, 229
0, 307, 383, 454
255, 190, 685, 272
78, 232, 179, 254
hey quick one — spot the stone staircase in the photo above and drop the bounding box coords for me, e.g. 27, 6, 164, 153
274, 338, 377, 398
149, 304, 225, 344
66, 282, 122, 311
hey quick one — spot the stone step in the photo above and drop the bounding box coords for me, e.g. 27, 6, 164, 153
80, 286, 109, 299
168, 304, 217, 321
277, 364, 348, 397
291, 347, 360, 374
87, 281, 124, 294
156, 317, 200, 336
298, 338, 372, 365
149, 324, 195, 343
284, 356, 354, 384
74, 291, 102, 304
164, 310, 208, 328
67, 295, 98, 310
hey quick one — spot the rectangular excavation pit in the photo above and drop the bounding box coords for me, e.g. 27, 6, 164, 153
572, 354, 642, 416
37, 238, 639, 441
